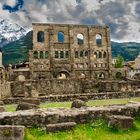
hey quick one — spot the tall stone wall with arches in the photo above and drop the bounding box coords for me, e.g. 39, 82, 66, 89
29, 23, 112, 80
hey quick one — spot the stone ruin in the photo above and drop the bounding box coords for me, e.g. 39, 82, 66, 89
0, 23, 139, 100
0, 23, 140, 139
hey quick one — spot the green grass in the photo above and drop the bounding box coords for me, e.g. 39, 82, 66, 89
5, 97, 140, 112
24, 119, 140, 140
5, 104, 17, 112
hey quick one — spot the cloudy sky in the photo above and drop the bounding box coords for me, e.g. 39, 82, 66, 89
0, 0, 140, 42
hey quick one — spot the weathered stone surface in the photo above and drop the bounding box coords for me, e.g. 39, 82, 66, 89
77, 96, 88, 102
16, 102, 39, 111
0, 125, 25, 140
21, 98, 40, 105
46, 122, 76, 132
71, 99, 86, 108
0, 106, 5, 112
0, 103, 138, 127
0, 101, 4, 106
108, 115, 134, 130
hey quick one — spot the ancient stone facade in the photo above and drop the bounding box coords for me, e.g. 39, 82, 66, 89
1, 23, 140, 98
29, 23, 112, 80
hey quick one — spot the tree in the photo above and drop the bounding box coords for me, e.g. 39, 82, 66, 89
115, 55, 124, 68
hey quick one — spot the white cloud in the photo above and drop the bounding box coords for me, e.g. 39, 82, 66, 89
5, 0, 17, 7
0, 0, 140, 42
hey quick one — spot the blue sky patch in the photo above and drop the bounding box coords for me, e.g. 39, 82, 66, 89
3, 0, 24, 13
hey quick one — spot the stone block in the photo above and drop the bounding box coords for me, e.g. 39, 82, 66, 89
108, 115, 134, 130
0, 125, 25, 140
21, 98, 40, 105
0, 101, 4, 105
71, 99, 86, 108
16, 102, 39, 111
0, 106, 5, 112
46, 122, 76, 132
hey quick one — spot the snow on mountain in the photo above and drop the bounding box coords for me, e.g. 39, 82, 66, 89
0, 19, 28, 47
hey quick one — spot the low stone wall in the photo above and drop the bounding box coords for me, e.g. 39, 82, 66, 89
10, 79, 140, 97
3, 91, 140, 104
0, 103, 139, 127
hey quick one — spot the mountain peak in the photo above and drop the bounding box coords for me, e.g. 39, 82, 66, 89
0, 19, 28, 47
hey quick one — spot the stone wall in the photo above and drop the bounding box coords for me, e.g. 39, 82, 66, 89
10, 78, 139, 98
3, 91, 140, 104
0, 103, 140, 127
0, 81, 11, 99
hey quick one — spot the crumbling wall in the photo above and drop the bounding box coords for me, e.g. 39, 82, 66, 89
0, 103, 139, 127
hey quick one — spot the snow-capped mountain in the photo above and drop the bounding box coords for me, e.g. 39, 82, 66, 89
0, 19, 28, 47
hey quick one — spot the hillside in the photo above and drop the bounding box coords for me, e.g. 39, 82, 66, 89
2, 31, 32, 66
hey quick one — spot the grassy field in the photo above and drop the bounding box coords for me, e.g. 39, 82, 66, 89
24, 119, 140, 140
5, 97, 140, 112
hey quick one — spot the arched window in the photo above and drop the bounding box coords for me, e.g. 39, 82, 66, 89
85, 51, 89, 58
40, 51, 44, 59
34, 51, 38, 59
55, 51, 59, 58
60, 51, 64, 58
94, 64, 97, 68
96, 34, 102, 46
94, 52, 97, 59
45, 51, 49, 59
65, 51, 69, 58
99, 52, 102, 58
103, 51, 107, 58
80, 51, 84, 57
37, 31, 44, 42
58, 31, 64, 43
98, 73, 105, 79
75, 51, 78, 58
77, 33, 84, 45
115, 72, 122, 79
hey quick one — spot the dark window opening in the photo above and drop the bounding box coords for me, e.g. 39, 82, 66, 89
37, 31, 44, 42
85, 51, 89, 57
55, 51, 59, 58
34, 51, 38, 59
45, 51, 49, 59
40, 51, 44, 59
80, 51, 84, 57
103, 52, 107, 58
65, 51, 69, 58
94, 52, 97, 59
99, 52, 102, 58
75, 51, 78, 58
60, 51, 64, 58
